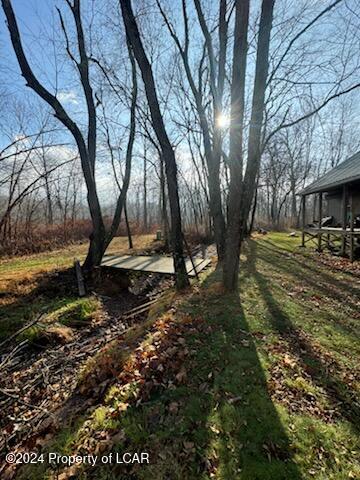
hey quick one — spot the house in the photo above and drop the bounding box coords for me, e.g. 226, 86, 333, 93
300, 152, 360, 261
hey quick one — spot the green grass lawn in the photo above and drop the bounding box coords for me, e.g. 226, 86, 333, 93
8, 233, 360, 479
0, 235, 155, 342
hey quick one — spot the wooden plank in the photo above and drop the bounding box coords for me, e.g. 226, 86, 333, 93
305, 233, 319, 247
74, 259, 86, 297
182, 234, 198, 280
305, 227, 360, 234
186, 258, 208, 275
101, 254, 210, 277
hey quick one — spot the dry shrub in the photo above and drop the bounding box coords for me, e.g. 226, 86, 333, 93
184, 227, 213, 246
0, 218, 160, 257
0, 220, 92, 256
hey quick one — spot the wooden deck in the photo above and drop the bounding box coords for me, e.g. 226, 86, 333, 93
101, 254, 211, 277
304, 226, 360, 234
302, 226, 360, 262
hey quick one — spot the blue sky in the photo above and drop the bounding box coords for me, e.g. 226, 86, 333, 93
2, 0, 360, 172
1, 0, 55, 76
1, 1, 90, 140
0, 0, 151, 206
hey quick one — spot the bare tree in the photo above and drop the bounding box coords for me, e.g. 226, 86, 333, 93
2, 0, 135, 272
223, 0, 275, 291
157, 0, 227, 261
119, 0, 189, 289
223, 0, 250, 291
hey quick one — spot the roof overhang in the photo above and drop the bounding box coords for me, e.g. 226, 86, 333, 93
299, 175, 360, 196
298, 151, 360, 196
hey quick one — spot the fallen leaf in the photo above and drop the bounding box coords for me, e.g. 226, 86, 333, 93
176, 367, 187, 383
168, 402, 178, 413
210, 425, 220, 434
184, 441, 194, 450
117, 402, 129, 411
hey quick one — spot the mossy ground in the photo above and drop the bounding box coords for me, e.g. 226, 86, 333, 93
0, 235, 155, 342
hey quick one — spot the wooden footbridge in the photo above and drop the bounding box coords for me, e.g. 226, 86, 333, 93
101, 254, 211, 277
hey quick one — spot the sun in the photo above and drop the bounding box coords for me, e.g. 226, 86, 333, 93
216, 112, 230, 129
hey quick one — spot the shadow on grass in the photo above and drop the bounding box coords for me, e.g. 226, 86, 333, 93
71, 270, 303, 480
261, 240, 360, 300
246, 241, 360, 433
201, 285, 302, 480
12, 257, 306, 479
256, 242, 359, 336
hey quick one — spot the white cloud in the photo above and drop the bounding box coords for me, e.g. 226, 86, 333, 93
13, 134, 27, 142
47, 144, 77, 161
57, 90, 78, 105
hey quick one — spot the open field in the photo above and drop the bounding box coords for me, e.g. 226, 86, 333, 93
1, 233, 358, 479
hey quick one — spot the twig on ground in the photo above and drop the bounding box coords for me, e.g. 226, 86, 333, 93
0, 340, 29, 370
0, 315, 44, 352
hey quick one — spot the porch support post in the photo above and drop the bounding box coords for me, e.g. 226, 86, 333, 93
317, 192, 323, 252
341, 184, 348, 256
301, 195, 306, 247
349, 188, 354, 262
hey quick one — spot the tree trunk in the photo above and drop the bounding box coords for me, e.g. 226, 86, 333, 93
208, 161, 226, 262
290, 167, 298, 227
224, 0, 275, 291
44, 171, 53, 225
249, 181, 258, 235
160, 155, 169, 249
223, 0, 250, 291
136, 187, 140, 226
143, 154, 148, 232
124, 201, 133, 249
120, 0, 189, 289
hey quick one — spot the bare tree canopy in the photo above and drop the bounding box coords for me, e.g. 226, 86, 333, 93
1, 0, 360, 283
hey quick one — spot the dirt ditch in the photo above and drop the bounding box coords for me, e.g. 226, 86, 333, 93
0, 266, 173, 471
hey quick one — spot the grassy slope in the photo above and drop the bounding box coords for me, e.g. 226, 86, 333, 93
10, 233, 360, 479
0, 234, 154, 277
0, 235, 154, 342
